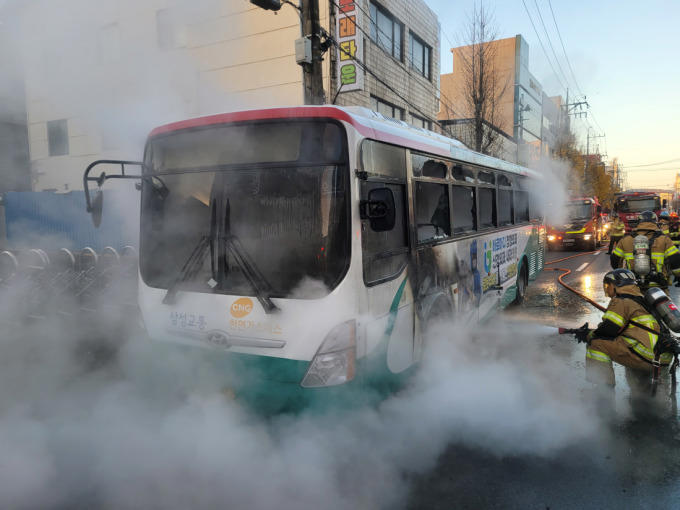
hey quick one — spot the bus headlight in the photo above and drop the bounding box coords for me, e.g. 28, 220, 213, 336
547, 235, 556, 242
583, 234, 592, 240
301, 320, 356, 388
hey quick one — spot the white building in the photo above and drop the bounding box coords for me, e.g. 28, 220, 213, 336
9, 0, 440, 191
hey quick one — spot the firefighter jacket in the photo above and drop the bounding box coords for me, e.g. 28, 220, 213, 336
610, 222, 680, 285
589, 284, 674, 365
660, 220, 670, 235
609, 218, 626, 237
670, 221, 680, 245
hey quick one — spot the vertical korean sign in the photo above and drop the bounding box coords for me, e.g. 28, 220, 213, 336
336, 0, 364, 92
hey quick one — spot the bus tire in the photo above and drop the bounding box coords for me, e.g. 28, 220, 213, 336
512, 262, 528, 305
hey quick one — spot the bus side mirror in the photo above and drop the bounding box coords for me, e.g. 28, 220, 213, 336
596, 205, 602, 214
663, 199, 668, 208
613, 203, 618, 212
360, 187, 395, 232
91, 189, 103, 227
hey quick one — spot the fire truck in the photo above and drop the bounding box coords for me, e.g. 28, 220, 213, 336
613, 191, 664, 233
547, 196, 603, 251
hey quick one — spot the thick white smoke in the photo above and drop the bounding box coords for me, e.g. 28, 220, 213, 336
0, 294, 606, 510
0, 2, 609, 508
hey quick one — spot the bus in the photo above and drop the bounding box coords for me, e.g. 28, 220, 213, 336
83, 105, 546, 412
546, 196, 603, 251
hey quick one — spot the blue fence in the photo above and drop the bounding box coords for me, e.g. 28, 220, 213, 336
3, 191, 138, 251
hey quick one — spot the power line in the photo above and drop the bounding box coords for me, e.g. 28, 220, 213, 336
547, 0, 585, 98
330, 0, 464, 127
543, 0, 607, 151
328, 2, 450, 135
532, 0, 571, 93
349, 0, 466, 120
625, 158, 680, 168
520, 0, 567, 94
625, 166, 680, 172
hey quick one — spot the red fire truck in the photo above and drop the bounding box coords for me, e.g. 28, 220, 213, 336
547, 197, 603, 251
613, 191, 664, 233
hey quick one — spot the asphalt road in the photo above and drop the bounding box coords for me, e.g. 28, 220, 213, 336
407, 246, 680, 509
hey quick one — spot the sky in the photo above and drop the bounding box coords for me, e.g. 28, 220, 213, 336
424, 0, 680, 190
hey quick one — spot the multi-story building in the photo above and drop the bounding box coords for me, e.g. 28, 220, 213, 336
438, 34, 562, 167
7, 0, 440, 191
0, 8, 30, 193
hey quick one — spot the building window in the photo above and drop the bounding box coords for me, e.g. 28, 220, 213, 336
156, 9, 186, 50
409, 33, 431, 79
47, 119, 69, 157
370, 96, 404, 121
369, 2, 402, 61
411, 114, 431, 130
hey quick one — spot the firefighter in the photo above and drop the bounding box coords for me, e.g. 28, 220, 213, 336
610, 210, 680, 290
659, 210, 671, 235
669, 212, 680, 247
574, 269, 674, 390
607, 215, 626, 255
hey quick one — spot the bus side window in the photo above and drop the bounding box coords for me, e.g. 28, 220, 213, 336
451, 185, 476, 234
529, 192, 542, 221
514, 190, 530, 223
415, 181, 451, 243
478, 187, 496, 229
498, 190, 513, 226
361, 182, 408, 284
360, 140, 408, 285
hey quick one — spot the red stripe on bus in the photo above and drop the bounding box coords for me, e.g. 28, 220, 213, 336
147, 107, 452, 158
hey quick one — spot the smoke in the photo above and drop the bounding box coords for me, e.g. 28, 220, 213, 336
530, 155, 572, 226
0, 2, 608, 508
0, 275, 607, 510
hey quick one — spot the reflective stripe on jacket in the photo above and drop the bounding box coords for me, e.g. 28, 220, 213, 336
610, 219, 626, 237
611, 222, 680, 279
594, 285, 673, 365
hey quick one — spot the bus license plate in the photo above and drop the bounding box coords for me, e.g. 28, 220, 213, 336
563, 239, 575, 245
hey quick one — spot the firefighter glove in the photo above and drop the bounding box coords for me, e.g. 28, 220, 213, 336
574, 323, 590, 343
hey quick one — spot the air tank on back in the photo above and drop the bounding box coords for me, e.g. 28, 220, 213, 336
644, 287, 680, 333
633, 234, 651, 276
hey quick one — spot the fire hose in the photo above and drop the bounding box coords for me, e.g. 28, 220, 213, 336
544, 248, 606, 313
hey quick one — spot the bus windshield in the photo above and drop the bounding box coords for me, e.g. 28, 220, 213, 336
566, 203, 592, 220
618, 197, 659, 213
139, 120, 350, 299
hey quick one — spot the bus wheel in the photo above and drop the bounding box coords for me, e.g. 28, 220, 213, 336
512, 263, 528, 305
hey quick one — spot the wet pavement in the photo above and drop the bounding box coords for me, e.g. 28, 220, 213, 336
407, 247, 680, 509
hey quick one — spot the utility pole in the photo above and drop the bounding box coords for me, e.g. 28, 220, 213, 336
561, 88, 589, 132
584, 127, 605, 191
515, 94, 531, 165
250, 0, 326, 105
300, 0, 325, 104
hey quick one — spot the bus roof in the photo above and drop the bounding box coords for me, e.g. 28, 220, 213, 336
148, 105, 540, 179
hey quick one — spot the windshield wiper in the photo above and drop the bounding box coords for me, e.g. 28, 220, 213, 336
223, 234, 278, 314
162, 236, 211, 305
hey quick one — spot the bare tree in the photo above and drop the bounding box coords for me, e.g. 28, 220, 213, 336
456, 3, 508, 157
